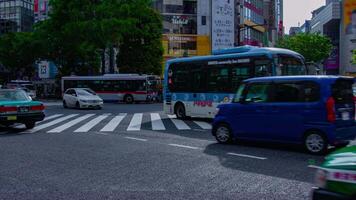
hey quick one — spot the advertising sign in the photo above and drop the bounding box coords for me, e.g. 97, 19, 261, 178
38, 61, 50, 79
212, 0, 235, 50
343, 0, 356, 34
324, 47, 339, 70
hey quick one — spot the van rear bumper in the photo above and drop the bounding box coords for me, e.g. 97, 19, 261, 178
332, 125, 356, 145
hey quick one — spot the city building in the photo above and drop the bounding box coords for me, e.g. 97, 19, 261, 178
34, 0, 50, 23
310, 0, 341, 75
0, 0, 34, 35
300, 20, 311, 33
289, 26, 300, 36
263, 0, 284, 46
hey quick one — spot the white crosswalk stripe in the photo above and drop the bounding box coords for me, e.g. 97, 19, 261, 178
127, 113, 143, 131
41, 114, 64, 122
168, 115, 191, 130
27, 114, 79, 133
193, 121, 212, 130
74, 114, 110, 133
22, 113, 213, 133
100, 113, 127, 132
47, 114, 95, 133
150, 113, 166, 131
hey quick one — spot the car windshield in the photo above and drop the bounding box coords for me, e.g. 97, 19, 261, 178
77, 89, 95, 96
0, 90, 31, 101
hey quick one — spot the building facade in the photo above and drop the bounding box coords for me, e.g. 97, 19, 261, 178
34, 0, 50, 23
0, 0, 34, 35
263, 0, 283, 46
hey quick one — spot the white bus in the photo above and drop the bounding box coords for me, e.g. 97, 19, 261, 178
61, 74, 160, 103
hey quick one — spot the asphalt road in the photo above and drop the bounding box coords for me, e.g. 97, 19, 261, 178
0, 102, 347, 200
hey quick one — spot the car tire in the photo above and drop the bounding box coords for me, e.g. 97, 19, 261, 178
304, 131, 328, 155
76, 101, 81, 109
214, 123, 233, 144
124, 95, 134, 104
63, 100, 68, 108
25, 122, 36, 129
175, 103, 186, 119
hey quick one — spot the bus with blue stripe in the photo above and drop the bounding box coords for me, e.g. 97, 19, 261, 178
163, 46, 308, 119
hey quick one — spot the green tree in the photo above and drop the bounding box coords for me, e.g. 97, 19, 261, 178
352, 49, 356, 64
276, 33, 333, 63
0, 32, 40, 78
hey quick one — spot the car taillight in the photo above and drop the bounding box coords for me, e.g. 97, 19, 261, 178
30, 105, 45, 111
326, 97, 336, 123
0, 106, 17, 112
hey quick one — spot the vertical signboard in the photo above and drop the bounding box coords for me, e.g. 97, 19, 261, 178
341, 0, 356, 74
343, 0, 356, 34
38, 61, 50, 79
212, 0, 235, 50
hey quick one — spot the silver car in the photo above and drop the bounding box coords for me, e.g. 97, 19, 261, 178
63, 88, 103, 109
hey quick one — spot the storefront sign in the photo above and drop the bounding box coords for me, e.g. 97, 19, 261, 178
171, 16, 189, 25
212, 0, 235, 51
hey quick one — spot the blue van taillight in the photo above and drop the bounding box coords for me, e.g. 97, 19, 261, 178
326, 97, 336, 123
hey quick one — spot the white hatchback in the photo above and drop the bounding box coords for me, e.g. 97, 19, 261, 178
63, 88, 103, 109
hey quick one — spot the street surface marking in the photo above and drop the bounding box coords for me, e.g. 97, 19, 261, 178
127, 113, 143, 131
41, 114, 64, 122
168, 144, 201, 150
100, 113, 127, 132
150, 113, 166, 131
27, 114, 79, 133
74, 114, 110, 132
124, 136, 147, 142
168, 115, 191, 130
47, 114, 95, 133
193, 121, 212, 130
227, 152, 267, 160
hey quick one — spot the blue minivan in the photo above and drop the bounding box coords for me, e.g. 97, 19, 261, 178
212, 76, 356, 154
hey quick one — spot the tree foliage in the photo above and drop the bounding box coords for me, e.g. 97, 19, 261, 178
276, 33, 333, 63
0, 0, 163, 77
352, 49, 356, 65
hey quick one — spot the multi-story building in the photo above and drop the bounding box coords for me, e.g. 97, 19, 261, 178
152, 0, 211, 61
300, 20, 311, 33
263, 0, 283, 46
289, 26, 301, 35
310, 0, 341, 75
34, 0, 50, 23
0, 0, 34, 35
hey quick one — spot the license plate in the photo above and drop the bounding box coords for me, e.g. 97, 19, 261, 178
342, 112, 350, 120
7, 116, 17, 121
18, 107, 29, 112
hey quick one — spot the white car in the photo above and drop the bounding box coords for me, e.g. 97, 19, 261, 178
63, 88, 103, 109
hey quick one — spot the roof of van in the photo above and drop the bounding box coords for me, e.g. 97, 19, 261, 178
245, 75, 355, 82
166, 46, 304, 65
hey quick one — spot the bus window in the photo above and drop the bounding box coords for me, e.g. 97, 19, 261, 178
277, 55, 306, 75
231, 65, 251, 90
207, 67, 230, 93
169, 63, 190, 92
254, 59, 272, 77
191, 62, 206, 92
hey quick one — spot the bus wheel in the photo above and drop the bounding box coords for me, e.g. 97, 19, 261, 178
124, 95, 134, 104
175, 103, 186, 119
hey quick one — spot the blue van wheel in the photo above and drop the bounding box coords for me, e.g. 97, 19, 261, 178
304, 131, 327, 155
215, 124, 233, 144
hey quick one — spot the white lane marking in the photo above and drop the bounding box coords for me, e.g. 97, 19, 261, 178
124, 136, 147, 142
227, 152, 267, 160
27, 114, 79, 133
100, 113, 127, 132
47, 114, 95, 133
41, 114, 64, 122
74, 114, 110, 133
193, 121, 212, 130
167, 115, 191, 130
168, 144, 201, 150
127, 113, 143, 131
150, 113, 166, 131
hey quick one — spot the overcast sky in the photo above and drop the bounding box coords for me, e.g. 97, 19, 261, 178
284, 0, 325, 33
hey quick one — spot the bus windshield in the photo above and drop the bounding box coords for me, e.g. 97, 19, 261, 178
276, 55, 306, 75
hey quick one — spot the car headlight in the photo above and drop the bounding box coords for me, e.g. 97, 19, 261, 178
80, 99, 88, 103
315, 169, 327, 188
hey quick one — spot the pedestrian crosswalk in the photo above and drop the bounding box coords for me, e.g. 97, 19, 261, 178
22, 113, 212, 134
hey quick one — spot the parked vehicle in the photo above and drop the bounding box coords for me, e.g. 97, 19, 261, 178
212, 76, 356, 154
312, 146, 356, 200
62, 74, 160, 103
0, 89, 45, 129
7, 80, 36, 99
164, 46, 308, 119
63, 88, 103, 109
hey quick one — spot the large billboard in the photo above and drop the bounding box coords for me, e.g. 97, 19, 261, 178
211, 0, 235, 51
343, 0, 356, 34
